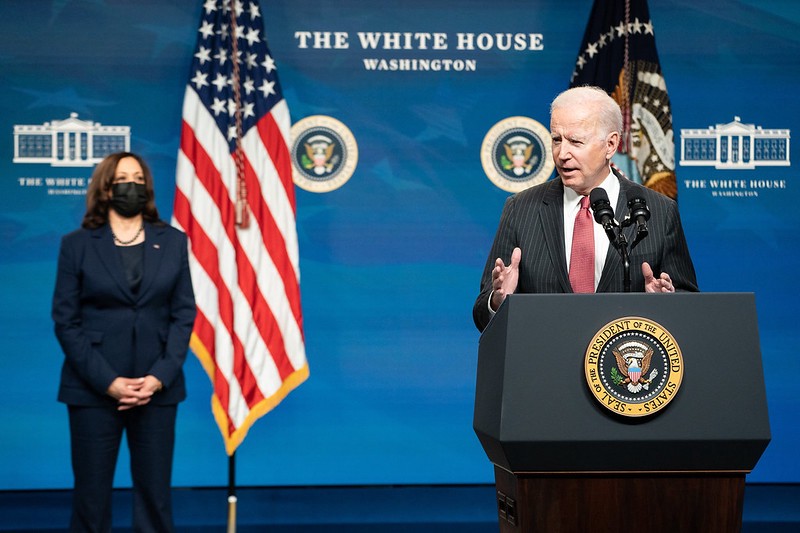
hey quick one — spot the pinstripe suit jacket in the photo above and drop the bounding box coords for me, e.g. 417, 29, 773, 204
473, 170, 698, 331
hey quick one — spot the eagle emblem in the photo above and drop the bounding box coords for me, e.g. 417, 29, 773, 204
501, 136, 539, 176
585, 317, 683, 417
481, 117, 554, 193
612, 341, 658, 393
290, 115, 358, 193
302, 134, 339, 176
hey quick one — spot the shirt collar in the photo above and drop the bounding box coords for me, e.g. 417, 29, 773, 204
562, 169, 620, 213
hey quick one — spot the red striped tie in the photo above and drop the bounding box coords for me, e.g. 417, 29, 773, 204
569, 195, 595, 293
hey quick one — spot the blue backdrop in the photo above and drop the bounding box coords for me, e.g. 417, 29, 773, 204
0, 0, 797, 489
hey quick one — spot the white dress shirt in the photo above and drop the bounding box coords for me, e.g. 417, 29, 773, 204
563, 170, 620, 291
487, 169, 621, 315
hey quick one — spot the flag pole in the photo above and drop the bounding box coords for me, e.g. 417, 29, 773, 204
227, 452, 237, 533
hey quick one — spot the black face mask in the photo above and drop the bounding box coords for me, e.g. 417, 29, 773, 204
110, 182, 148, 218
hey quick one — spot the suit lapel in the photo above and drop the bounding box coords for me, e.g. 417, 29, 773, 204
541, 180, 572, 293
91, 225, 135, 302
616, 175, 639, 251
139, 222, 165, 299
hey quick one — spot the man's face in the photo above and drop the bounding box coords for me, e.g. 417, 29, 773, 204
550, 105, 619, 196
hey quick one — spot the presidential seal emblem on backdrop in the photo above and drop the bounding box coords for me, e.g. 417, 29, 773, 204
584, 317, 684, 418
290, 115, 358, 193
480, 116, 554, 193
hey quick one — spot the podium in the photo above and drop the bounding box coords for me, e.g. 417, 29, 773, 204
473, 293, 771, 533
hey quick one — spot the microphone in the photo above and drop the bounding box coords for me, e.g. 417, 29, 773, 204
625, 190, 650, 248
591, 187, 632, 290
589, 188, 617, 244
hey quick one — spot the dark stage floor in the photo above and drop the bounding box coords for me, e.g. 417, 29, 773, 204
2, 484, 798, 532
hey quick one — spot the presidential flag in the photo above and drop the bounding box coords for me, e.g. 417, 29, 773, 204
173, 0, 308, 456
570, 0, 678, 199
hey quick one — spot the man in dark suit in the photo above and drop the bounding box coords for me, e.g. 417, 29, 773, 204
474, 86, 697, 331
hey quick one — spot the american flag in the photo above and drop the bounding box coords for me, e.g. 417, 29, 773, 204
570, 0, 678, 199
172, 0, 308, 456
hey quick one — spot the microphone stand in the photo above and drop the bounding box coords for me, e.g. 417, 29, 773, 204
597, 218, 631, 293
600, 216, 631, 292
616, 216, 647, 293
615, 231, 631, 293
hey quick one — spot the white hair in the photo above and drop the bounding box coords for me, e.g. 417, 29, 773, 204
550, 86, 623, 137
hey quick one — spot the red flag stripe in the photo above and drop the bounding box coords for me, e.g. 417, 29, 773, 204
179, 118, 297, 386
173, 182, 242, 415
174, 2, 308, 454
177, 118, 293, 420
257, 101, 296, 213
238, 132, 304, 335
173, 187, 236, 426
176, 130, 273, 412
176, 170, 267, 422
177, 99, 303, 376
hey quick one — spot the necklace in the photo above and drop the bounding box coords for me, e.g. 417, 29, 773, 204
112, 224, 144, 246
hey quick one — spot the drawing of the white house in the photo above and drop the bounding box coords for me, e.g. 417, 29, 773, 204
14, 113, 130, 167
680, 117, 789, 170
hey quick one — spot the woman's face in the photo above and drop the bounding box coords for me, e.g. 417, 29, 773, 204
112, 156, 145, 188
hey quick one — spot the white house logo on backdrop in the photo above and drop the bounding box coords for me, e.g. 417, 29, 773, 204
679, 117, 790, 198
680, 117, 790, 170
290, 115, 358, 193
13, 113, 130, 167
480, 116, 554, 193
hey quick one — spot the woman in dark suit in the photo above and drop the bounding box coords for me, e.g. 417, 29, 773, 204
52, 151, 196, 532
